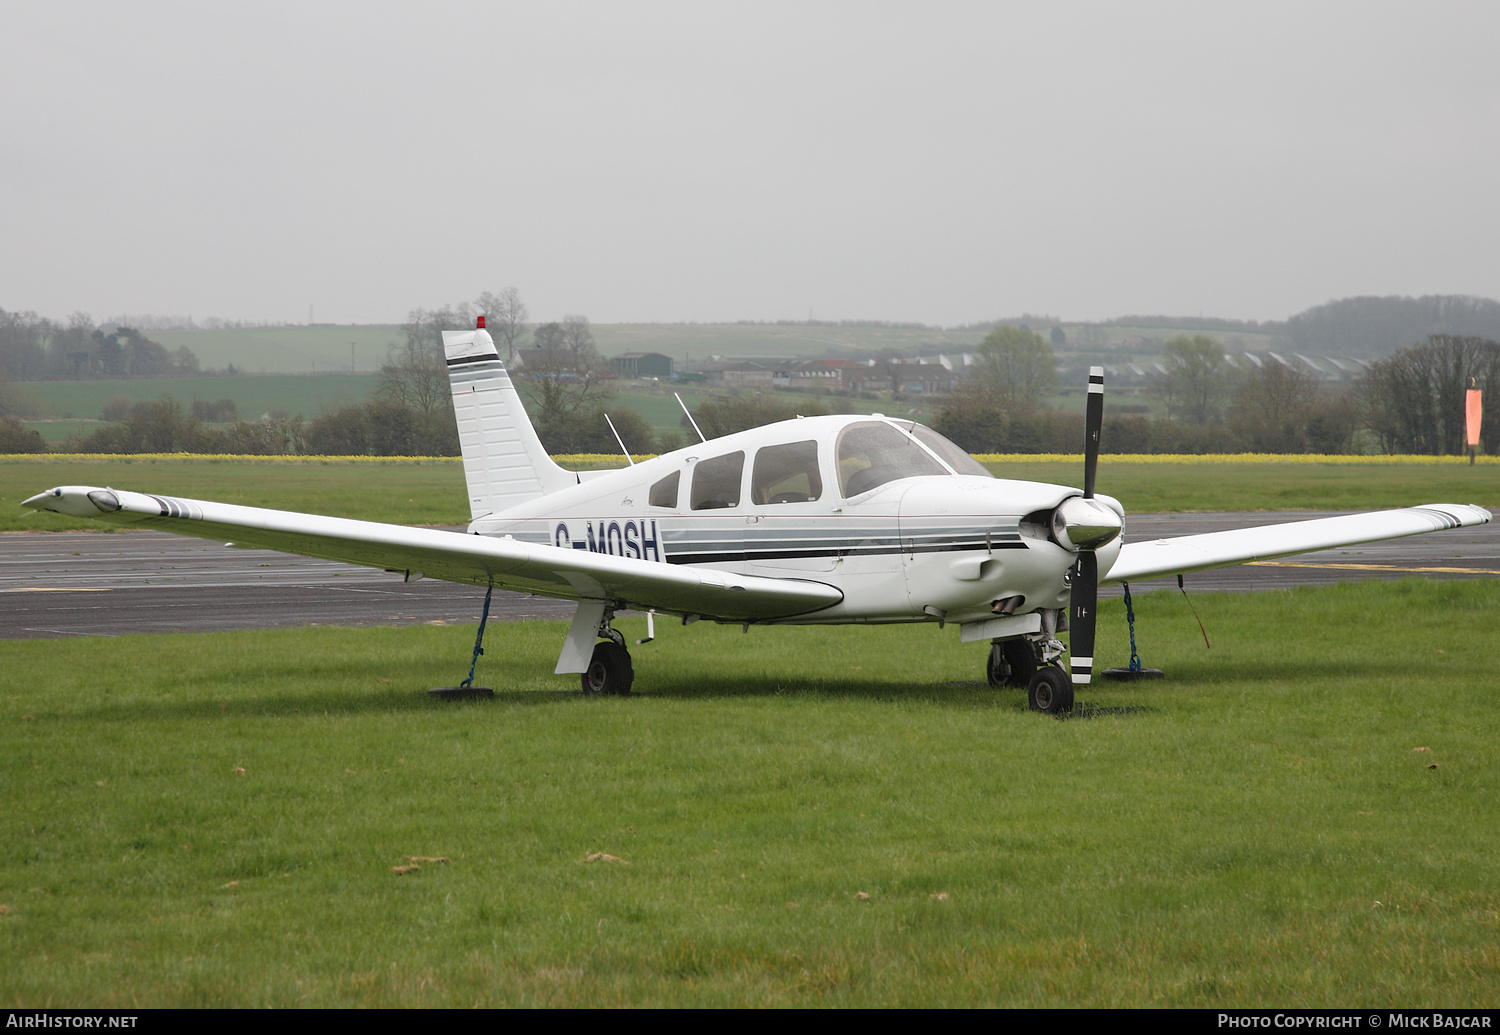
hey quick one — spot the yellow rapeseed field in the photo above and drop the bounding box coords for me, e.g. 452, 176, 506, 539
973, 453, 1498, 464
2, 452, 1493, 465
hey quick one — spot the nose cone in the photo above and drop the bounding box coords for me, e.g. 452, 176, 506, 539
1051, 496, 1123, 551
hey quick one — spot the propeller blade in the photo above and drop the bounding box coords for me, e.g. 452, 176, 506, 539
1083, 365, 1103, 499
1069, 550, 1097, 687
1071, 366, 1105, 689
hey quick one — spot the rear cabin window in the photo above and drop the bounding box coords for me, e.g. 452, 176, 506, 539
649, 471, 680, 508
836, 421, 948, 497
690, 451, 745, 510
751, 440, 822, 505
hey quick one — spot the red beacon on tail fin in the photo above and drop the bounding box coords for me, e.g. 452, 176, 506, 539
476, 315, 486, 329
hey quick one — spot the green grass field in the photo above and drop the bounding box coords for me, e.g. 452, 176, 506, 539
2, 580, 1497, 1006
3, 456, 1494, 533
16, 374, 931, 437
18, 420, 108, 445
982, 458, 1500, 514
148, 326, 405, 374
1, 457, 468, 531
17, 374, 381, 421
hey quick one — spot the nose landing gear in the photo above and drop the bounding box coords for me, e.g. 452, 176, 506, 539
987, 611, 1073, 714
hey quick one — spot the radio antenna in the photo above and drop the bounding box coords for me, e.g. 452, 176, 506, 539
675, 392, 707, 443
604, 413, 634, 465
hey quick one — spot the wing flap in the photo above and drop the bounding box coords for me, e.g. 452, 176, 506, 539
1105, 503, 1491, 584
22, 486, 843, 621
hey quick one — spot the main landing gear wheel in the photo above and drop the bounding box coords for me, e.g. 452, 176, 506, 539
987, 639, 1037, 688
582, 641, 634, 696
1027, 666, 1074, 715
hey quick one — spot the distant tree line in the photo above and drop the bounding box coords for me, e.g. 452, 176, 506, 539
15, 292, 1500, 458
1111, 314, 1268, 333
1078, 295, 1500, 358
0, 417, 45, 453
0, 309, 201, 380
934, 329, 1493, 456
63, 291, 676, 458
1358, 335, 1499, 455
731, 318, 939, 330
948, 314, 1062, 333
74, 397, 306, 454
1281, 296, 1500, 357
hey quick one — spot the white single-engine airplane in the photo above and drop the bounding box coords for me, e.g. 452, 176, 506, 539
23, 319, 1493, 712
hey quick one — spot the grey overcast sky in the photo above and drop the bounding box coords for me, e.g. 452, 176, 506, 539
3, 1, 1498, 327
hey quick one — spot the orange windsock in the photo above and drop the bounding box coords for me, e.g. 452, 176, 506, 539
1466, 388, 1482, 447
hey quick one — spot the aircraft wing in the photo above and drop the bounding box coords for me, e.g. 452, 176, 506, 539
21, 486, 843, 621
1105, 503, 1491, 584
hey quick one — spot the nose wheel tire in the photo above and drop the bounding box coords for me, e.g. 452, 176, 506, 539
582, 641, 635, 696
1027, 666, 1073, 714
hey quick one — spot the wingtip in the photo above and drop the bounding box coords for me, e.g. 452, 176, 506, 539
20, 486, 120, 518
1418, 503, 1492, 526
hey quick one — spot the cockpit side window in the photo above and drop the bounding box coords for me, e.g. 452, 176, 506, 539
690, 451, 745, 510
751, 440, 822, 505
649, 470, 680, 508
836, 421, 948, 497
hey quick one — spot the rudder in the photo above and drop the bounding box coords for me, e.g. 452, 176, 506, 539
444, 318, 575, 520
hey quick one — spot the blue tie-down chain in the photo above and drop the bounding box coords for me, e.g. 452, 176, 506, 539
461, 583, 494, 689
1122, 580, 1142, 673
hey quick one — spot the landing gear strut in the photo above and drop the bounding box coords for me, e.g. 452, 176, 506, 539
581, 610, 634, 696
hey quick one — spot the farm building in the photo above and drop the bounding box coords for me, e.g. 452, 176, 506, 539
610, 352, 674, 379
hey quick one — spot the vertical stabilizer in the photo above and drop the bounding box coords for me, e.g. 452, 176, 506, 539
444, 320, 575, 520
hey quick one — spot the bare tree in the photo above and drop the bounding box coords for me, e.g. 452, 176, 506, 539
532, 322, 565, 352
401, 304, 474, 360
970, 325, 1057, 416
561, 314, 596, 356
1358, 334, 1500, 454
1229, 360, 1317, 451
49, 312, 94, 378
1074, 324, 1109, 348
0, 308, 52, 379
475, 288, 528, 362
377, 341, 451, 417
172, 346, 200, 375
524, 347, 614, 446
1150, 335, 1237, 426
383, 303, 472, 416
